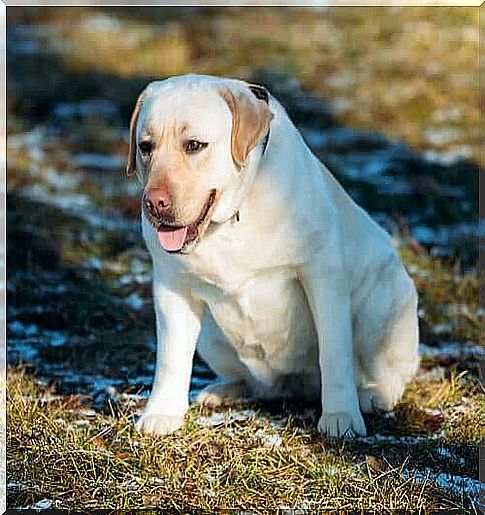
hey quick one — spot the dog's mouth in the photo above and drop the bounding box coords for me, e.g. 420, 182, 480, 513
155, 189, 219, 253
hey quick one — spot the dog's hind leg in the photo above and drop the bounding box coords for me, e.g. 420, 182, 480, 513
358, 291, 419, 413
195, 311, 249, 407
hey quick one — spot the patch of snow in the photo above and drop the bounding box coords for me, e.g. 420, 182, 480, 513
73, 153, 123, 171
130, 258, 147, 274
21, 499, 55, 510
45, 331, 67, 347
403, 468, 480, 504
8, 320, 38, 336
8, 127, 46, 150
7, 481, 27, 490
411, 226, 436, 245
74, 420, 90, 427
118, 274, 134, 286
269, 418, 288, 430
11, 39, 40, 55
81, 13, 124, 33
423, 408, 442, 417
356, 434, 441, 445
325, 70, 356, 90
419, 342, 484, 359
43, 168, 82, 190
431, 108, 462, 124
79, 409, 96, 417
84, 257, 103, 271
44, 370, 124, 396
416, 366, 446, 381
424, 146, 473, 166
444, 304, 471, 317
41, 283, 68, 294
197, 413, 227, 427
431, 323, 453, 336
37, 395, 64, 403
124, 292, 145, 311
279, 507, 311, 515
127, 375, 152, 387
104, 385, 118, 398
8, 340, 39, 362
257, 431, 283, 447
53, 99, 119, 120
436, 446, 466, 466
17, 184, 137, 234
22, 183, 91, 211
197, 409, 256, 427
375, 177, 412, 195
405, 265, 430, 278
206, 467, 222, 482
425, 128, 462, 146
121, 479, 140, 491
120, 392, 147, 401
331, 97, 354, 113
134, 273, 151, 285
412, 222, 484, 246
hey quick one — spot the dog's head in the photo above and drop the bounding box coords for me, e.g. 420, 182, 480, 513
126, 74, 273, 254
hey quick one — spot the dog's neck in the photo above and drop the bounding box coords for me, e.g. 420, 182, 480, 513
210, 128, 271, 225
212, 99, 306, 226
230, 128, 270, 223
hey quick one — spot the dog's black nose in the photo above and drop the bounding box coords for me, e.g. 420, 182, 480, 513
143, 188, 171, 218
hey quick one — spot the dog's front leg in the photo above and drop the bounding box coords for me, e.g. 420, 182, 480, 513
136, 277, 203, 436
299, 248, 367, 438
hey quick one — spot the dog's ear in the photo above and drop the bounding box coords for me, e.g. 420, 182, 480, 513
126, 90, 146, 177
248, 83, 269, 104
219, 84, 273, 169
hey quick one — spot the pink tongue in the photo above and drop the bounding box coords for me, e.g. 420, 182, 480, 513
157, 226, 188, 252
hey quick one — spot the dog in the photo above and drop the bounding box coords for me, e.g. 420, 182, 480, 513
126, 74, 419, 438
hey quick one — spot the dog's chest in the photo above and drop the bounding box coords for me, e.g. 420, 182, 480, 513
188, 261, 318, 380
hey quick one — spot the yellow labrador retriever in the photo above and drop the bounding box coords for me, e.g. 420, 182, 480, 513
127, 74, 419, 438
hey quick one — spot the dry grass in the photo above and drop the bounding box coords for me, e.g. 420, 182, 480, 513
7, 363, 481, 511
399, 248, 480, 344
9, 6, 478, 161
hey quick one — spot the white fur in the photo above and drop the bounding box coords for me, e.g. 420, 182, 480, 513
135, 75, 419, 438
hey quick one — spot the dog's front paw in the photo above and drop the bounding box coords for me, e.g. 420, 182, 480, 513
136, 413, 185, 436
318, 410, 367, 438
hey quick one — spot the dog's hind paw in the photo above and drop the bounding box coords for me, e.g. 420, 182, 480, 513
195, 381, 246, 407
136, 413, 185, 436
358, 378, 405, 414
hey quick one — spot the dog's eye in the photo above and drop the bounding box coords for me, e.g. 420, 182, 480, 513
139, 140, 153, 156
184, 140, 208, 154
